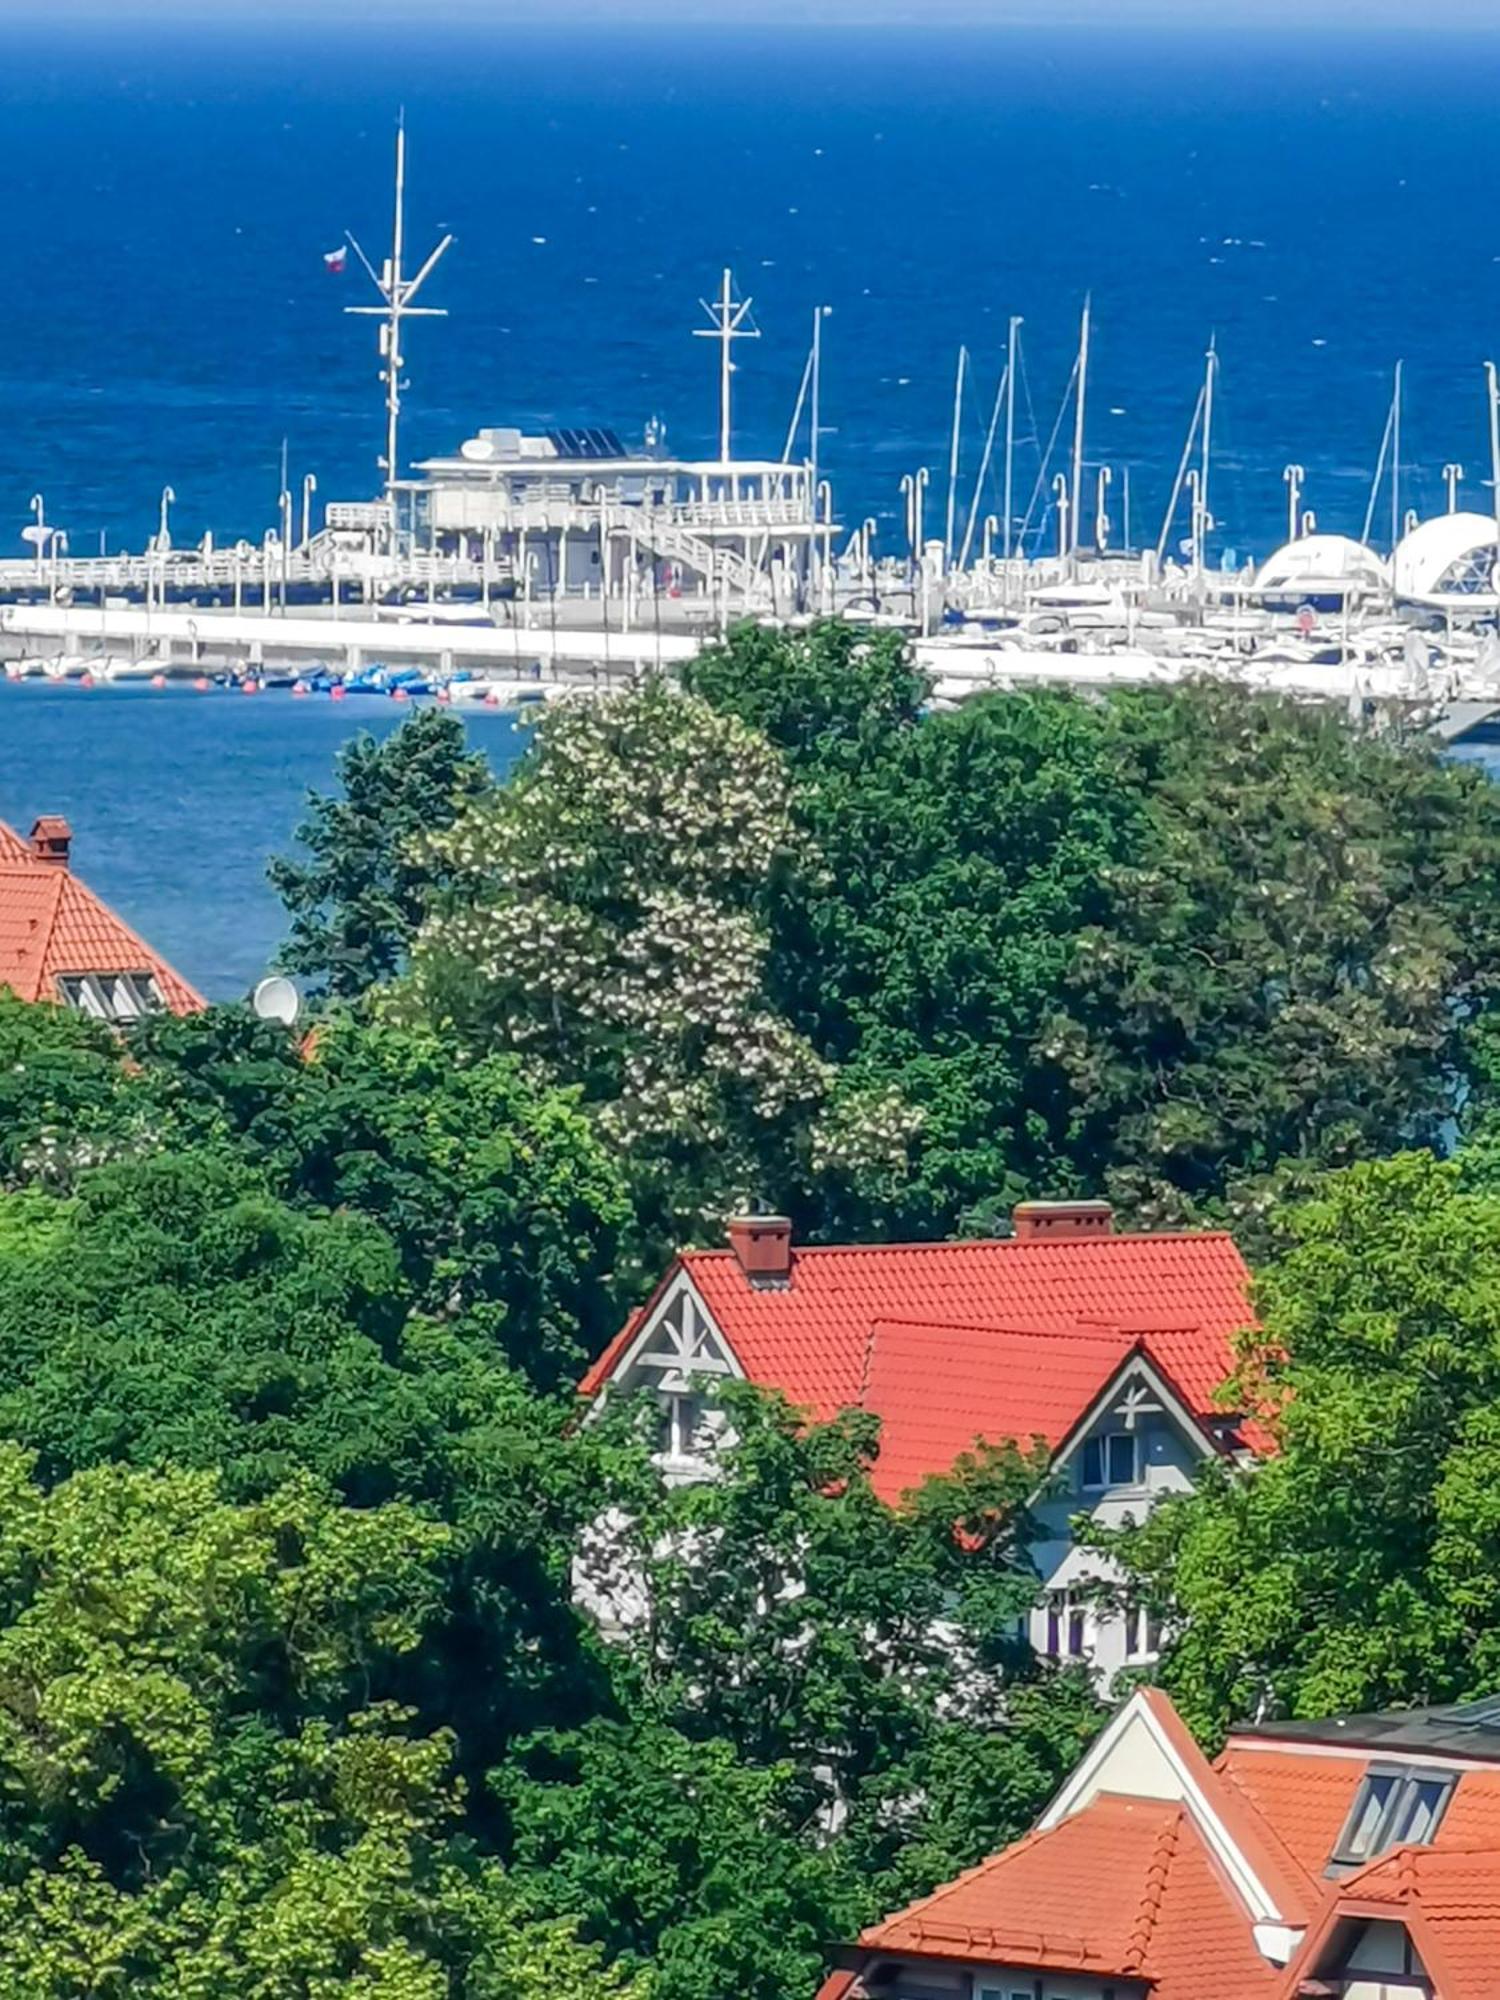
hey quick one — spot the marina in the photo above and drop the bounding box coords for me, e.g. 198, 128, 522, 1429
5, 117, 1500, 736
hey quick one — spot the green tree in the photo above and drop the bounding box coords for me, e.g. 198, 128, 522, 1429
508, 1385, 1101, 2000
270, 709, 495, 1000
1113, 1151, 1500, 1740
125, 1009, 629, 1388
692, 632, 1500, 1235
0, 1446, 642, 2000
0, 992, 140, 1191
402, 680, 916, 1265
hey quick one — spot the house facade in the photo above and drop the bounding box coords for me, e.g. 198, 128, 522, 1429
0, 816, 202, 1020
579, 1202, 1261, 1682
829, 1685, 1500, 2000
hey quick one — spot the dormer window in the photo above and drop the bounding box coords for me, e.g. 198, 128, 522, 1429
1331, 1765, 1455, 1868
57, 971, 165, 1022
1081, 1430, 1138, 1491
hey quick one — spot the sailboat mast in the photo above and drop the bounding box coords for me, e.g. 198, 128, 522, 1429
944, 345, 967, 570
1069, 296, 1090, 561
1199, 336, 1217, 559
810, 305, 824, 501
1003, 315, 1020, 563
1391, 359, 1403, 550
1488, 362, 1500, 540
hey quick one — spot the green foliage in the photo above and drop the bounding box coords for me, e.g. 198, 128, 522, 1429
691, 631, 1500, 1234
0, 993, 140, 1191
1113, 1151, 1500, 1740
0, 1444, 589, 1997
508, 1387, 1102, 2000
401, 678, 916, 1266
269, 709, 496, 1000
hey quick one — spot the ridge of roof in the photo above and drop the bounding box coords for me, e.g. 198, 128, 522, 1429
679, 1229, 1242, 1262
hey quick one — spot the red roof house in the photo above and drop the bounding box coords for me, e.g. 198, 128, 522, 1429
834, 1686, 1500, 2000
581, 1202, 1263, 1678
0, 816, 202, 1020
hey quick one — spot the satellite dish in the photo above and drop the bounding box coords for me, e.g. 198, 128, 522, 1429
460, 437, 497, 462
252, 976, 301, 1027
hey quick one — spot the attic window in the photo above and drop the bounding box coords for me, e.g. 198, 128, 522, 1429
1081, 1431, 1139, 1490
1330, 1765, 1455, 1869
57, 971, 165, 1023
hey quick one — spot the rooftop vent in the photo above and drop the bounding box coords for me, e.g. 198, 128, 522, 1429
726, 1214, 793, 1285
1012, 1200, 1114, 1243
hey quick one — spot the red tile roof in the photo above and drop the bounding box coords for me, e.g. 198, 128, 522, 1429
1216, 1745, 1363, 1880
857, 1316, 1158, 1503
0, 821, 202, 1016
582, 1232, 1261, 1476
1284, 1846, 1500, 2000
859, 1792, 1279, 1998
1217, 1738, 1500, 1881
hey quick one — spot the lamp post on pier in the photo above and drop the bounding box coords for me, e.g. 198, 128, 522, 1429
158, 485, 175, 551
1444, 463, 1464, 515
1052, 472, 1071, 562
28, 494, 45, 578
301, 473, 318, 549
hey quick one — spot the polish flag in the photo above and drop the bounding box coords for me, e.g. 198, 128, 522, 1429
323, 245, 348, 274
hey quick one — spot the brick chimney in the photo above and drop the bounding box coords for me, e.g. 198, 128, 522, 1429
726, 1214, 793, 1285
28, 816, 72, 869
1011, 1199, 1114, 1243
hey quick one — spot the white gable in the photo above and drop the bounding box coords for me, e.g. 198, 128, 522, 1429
1040, 1691, 1290, 1934
602, 1268, 744, 1398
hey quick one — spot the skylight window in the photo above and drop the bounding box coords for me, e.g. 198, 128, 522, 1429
1331, 1766, 1455, 1869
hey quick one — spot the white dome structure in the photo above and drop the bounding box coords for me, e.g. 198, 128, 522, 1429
1251, 534, 1388, 604
1392, 512, 1500, 605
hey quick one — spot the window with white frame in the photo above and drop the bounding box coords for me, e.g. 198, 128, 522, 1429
1124, 1600, 1165, 1662
1042, 1589, 1090, 1660
657, 1390, 710, 1463
1080, 1428, 1139, 1491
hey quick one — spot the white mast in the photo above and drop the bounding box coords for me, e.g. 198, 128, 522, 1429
1068, 295, 1090, 561
1391, 358, 1403, 551
810, 305, 830, 502
944, 344, 968, 571
1003, 314, 1020, 563
695, 269, 759, 463
345, 115, 453, 501
1199, 335, 1217, 557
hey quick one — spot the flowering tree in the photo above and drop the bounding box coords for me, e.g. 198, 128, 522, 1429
402, 681, 917, 1259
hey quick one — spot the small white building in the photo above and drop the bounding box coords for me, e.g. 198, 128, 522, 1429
580, 1203, 1262, 1683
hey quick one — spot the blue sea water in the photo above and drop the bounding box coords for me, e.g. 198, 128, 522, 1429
0, 683, 526, 1000
3, 18, 1500, 993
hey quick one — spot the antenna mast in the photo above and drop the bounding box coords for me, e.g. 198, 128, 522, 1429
345, 115, 453, 502
695, 269, 759, 463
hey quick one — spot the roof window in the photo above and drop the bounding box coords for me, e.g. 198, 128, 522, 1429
1330, 1765, 1455, 1869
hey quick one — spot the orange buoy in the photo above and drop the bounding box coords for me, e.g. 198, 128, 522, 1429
194, 676, 210, 691
330, 682, 347, 701
150, 673, 166, 689
78, 673, 95, 689
291, 681, 310, 699
241, 679, 260, 695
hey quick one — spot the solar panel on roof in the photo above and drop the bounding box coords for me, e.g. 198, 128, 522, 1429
545, 427, 625, 460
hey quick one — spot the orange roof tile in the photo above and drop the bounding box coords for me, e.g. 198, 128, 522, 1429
859, 1791, 1279, 1998
584, 1234, 1256, 1445
0, 821, 202, 1017
857, 1316, 1143, 1503
1284, 1845, 1500, 2000
1216, 1745, 1363, 1879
